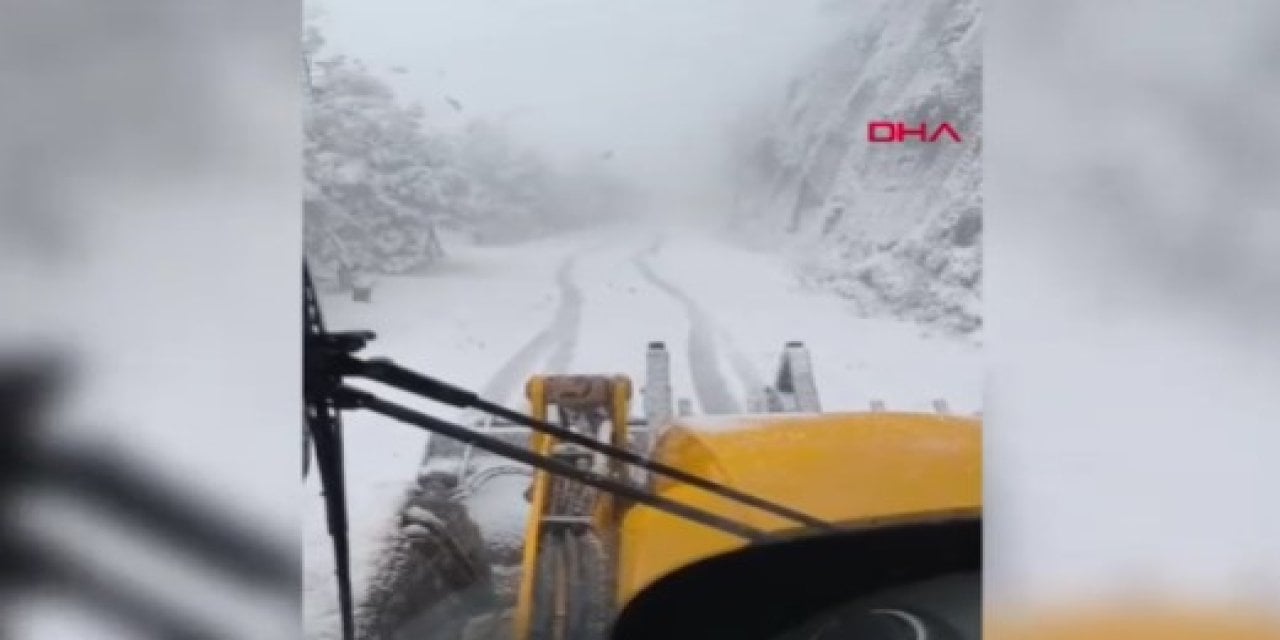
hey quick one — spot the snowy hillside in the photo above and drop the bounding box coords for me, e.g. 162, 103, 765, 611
733, 0, 982, 335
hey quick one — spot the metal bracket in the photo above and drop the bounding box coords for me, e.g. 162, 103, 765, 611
764, 341, 822, 413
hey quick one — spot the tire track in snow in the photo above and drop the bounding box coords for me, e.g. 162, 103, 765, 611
542, 256, 583, 374
374, 250, 590, 639
477, 255, 583, 400
423, 253, 584, 461
714, 320, 767, 410
632, 237, 760, 414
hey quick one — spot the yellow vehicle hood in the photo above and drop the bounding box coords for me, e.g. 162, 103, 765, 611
615, 412, 981, 604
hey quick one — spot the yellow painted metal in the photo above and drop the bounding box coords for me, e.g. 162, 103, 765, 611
613, 412, 982, 605
593, 375, 632, 531
513, 376, 551, 639
513, 374, 634, 639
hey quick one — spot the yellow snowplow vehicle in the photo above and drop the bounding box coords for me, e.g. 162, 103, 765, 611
305, 265, 980, 639
506, 342, 981, 640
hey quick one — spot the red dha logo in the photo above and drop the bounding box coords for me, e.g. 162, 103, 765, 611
867, 121, 962, 143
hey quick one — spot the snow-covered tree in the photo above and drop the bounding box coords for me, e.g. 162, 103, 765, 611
304, 25, 448, 282
303, 19, 635, 277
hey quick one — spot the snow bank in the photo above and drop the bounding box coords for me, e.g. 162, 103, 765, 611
642, 234, 981, 415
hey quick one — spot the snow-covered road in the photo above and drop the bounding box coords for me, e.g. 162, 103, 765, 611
303, 226, 980, 637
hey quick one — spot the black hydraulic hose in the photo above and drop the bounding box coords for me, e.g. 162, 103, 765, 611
337, 386, 766, 542
347, 357, 834, 531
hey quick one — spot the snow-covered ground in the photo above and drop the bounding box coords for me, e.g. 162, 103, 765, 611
303, 225, 980, 637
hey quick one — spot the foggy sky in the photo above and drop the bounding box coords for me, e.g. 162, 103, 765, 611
314, 0, 840, 204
